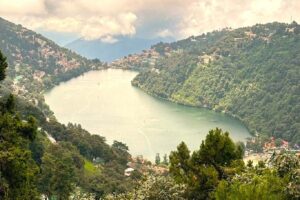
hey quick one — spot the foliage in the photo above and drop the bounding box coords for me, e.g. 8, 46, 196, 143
133, 22, 300, 144
169, 128, 244, 199
0, 49, 136, 199
0, 110, 40, 200
214, 171, 286, 200
215, 152, 300, 200
271, 153, 300, 199
0, 50, 7, 81
0, 50, 40, 200
105, 175, 186, 200
155, 153, 161, 165
38, 142, 83, 200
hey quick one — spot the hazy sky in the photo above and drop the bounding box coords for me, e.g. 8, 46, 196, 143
1, 0, 300, 43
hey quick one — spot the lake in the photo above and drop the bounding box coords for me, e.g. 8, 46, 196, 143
45, 69, 250, 160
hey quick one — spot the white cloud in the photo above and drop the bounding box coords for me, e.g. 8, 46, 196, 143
156, 29, 174, 38
0, 0, 46, 15
178, 0, 300, 38
1, 0, 300, 41
79, 13, 137, 40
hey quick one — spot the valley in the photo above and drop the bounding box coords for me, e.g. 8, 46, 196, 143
0, 12, 299, 199
45, 69, 250, 160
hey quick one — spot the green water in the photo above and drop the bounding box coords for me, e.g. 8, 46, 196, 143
45, 69, 250, 160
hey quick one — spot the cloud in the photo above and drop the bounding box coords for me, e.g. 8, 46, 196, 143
156, 29, 174, 38
25, 13, 137, 40
0, 0, 46, 15
178, 0, 300, 38
1, 0, 300, 41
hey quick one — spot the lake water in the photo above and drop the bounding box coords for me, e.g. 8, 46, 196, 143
45, 69, 250, 160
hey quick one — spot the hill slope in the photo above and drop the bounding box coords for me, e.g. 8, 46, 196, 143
0, 19, 135, 198
132, 22, 300, 144
0, 17, 104, 114
0, 17, 102, 90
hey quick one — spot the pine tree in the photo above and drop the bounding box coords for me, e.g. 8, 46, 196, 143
163, 154, 168, 165
155, 153, 161, 165
169, 129, 244, 199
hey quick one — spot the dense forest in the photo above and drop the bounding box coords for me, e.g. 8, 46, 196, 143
132, 22, 300, 145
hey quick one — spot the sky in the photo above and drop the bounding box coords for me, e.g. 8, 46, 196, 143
1, 0, 300, 44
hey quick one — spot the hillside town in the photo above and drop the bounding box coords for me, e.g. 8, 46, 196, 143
244, 136, 300, 165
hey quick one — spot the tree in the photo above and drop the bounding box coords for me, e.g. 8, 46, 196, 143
192, 128, 243, 179
0, 100, 39, 199
112, 141, 130, 165
247, 160, 253, 168
163, 154, 168, 165
112, 141, 129, 153
155, 153, 161, 165
271, 153, 300, 199
0, 50, 7, 81
38, 143, 80, 200
0, 52, 39, 199
169, 142, 190, 183
236, 141, 246, 156
169, 129, 244, 199
105, 175, 186, 200
214, 171, 286, 200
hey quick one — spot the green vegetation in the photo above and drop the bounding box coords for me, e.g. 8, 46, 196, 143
0, 51, 7, 81
84, 159, 99, 174
0, 16, 140, 198
106, 175, 186, 200
169, 128, 244, 199
132, 22, 300, 144
105, 128, 300, 200
0, 17, 104, 116
1, 17, 300, 199
0, 17, 102, 87
0, 51, 39, 199
0, 50, 137, 199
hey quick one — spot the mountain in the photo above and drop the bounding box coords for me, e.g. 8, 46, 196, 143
0, 17, 104, 114
0, 17, 102, 90
65, 35, 174, 62
131, 22, 300, 144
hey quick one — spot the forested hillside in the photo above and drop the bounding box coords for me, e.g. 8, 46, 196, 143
132, 22, 300, 144
0, 17, 102, 87
0, 17, 105, 115
0, 50, 139, 199
0, 18, 137, 199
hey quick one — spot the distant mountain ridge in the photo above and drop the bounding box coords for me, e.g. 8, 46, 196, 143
65, 35, 174, 62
